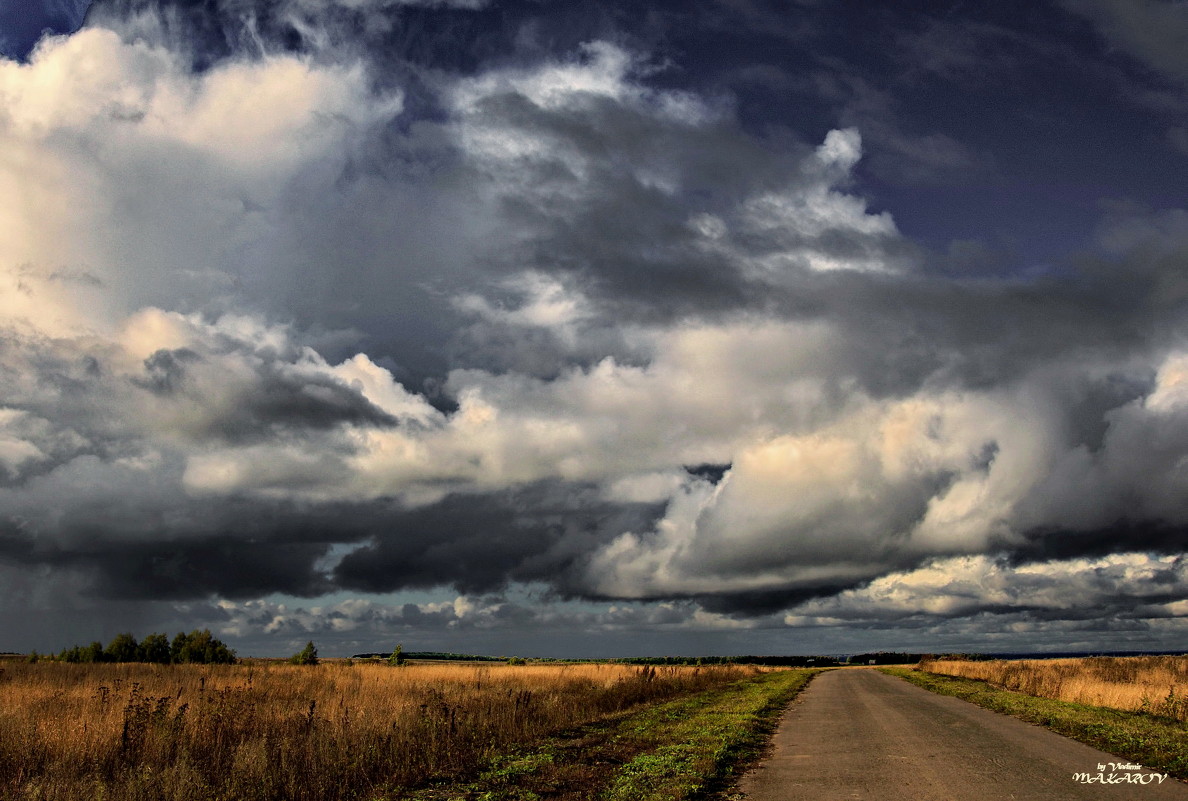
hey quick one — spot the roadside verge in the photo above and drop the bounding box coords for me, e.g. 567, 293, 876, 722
386, 668, 818, 801
880, 667, 1188, 781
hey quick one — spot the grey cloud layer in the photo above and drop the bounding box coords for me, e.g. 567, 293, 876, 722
1066, 0, 1188, 87
2, 0, 1187, 652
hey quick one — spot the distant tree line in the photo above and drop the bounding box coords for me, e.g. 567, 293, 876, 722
846, 652, 926, 665
350, 650, 505, 662
615, 655, 846, 667
334, 651, 928, 667
53, 630, 236, 664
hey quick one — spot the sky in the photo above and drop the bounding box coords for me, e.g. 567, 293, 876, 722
1, 0, 1187, 659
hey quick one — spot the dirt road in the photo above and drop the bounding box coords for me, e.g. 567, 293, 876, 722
737, 668, 1188, 800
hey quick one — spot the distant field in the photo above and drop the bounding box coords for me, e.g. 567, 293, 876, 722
0, 659, 790, 800
919, 655, 1188, 721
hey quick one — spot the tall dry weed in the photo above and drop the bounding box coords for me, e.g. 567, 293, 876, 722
919, 656, 1188, 721
0, 660, 752, 800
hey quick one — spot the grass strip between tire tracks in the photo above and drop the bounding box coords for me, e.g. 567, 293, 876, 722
383, 668, 817, 801
880, 667, 1188, 780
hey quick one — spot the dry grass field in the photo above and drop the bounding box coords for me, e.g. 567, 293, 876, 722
918, 655, 1188, 721
0, 659, 754, 800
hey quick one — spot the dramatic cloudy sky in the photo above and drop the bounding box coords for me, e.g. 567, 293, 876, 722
2, 0, 1187, 658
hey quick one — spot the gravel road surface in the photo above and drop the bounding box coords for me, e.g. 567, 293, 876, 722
737, 668, 1188, 801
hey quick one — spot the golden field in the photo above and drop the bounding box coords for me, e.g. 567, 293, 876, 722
918, 655, 1188, 721
0, 659, 754, 800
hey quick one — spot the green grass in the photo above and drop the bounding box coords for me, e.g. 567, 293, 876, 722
384, 668, 817, 801
881, 667, 1188, 780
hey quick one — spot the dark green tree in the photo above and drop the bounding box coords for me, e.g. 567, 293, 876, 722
105, 632, 139, 663
139, 632, 171, 664
170, 630, 237, 664
204, 634, 237, 664
387, 643, 405, 667
170, 631, 188, 663
290, 641, 319, 665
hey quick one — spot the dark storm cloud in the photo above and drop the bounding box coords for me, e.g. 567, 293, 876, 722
185, 355, 399, 443
1014, 521, 1188, 566
334, 483, 664, 595
74, 537, 336, 600
0, 500, 317, 599
0, 482, 662, 602
696, 586, 859, 617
